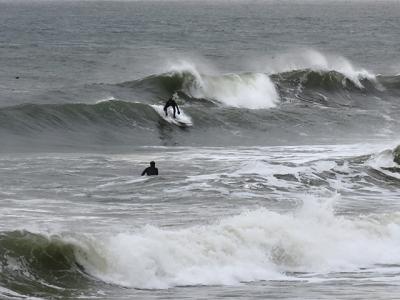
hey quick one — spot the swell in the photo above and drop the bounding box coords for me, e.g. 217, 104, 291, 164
0, 102, 396, 150
0, 101, 162, 146
0, 100, 158, 132
0, 68, 399, 149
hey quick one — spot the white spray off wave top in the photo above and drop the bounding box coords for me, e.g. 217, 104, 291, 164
167, 60, 279, 109
75, 195, 400, 289
264, 49, 376, 88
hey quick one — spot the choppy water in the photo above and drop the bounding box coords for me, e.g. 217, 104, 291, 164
1, 0, 400, 299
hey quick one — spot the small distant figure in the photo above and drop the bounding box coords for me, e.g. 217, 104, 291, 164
163, 93, 180, 118
15, 76, 19, 79
141, 161, 158, 176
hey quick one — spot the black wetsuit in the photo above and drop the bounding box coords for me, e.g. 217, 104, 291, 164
163, 99, 180, 118
141, 166, 158, 176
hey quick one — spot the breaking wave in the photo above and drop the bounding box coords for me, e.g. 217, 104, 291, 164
121, 58, 387, 108
263, 49, 377, 89
3, 198, 400, 292
0, 231, 95, 298
1, 52, 400, 149
273, 69, 377, 92
122, 62, 279, 109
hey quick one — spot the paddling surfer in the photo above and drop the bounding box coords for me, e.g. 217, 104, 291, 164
141, 161, 158, 176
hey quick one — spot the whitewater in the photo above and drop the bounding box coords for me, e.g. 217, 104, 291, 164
1, 0, 400, 299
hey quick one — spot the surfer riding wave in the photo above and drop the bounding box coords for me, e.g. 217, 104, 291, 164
164, 93, 180, 118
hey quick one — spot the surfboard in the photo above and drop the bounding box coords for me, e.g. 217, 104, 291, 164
151, 105, 193, 127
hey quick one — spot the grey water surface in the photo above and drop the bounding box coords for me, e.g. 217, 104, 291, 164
1, 1, 400, 299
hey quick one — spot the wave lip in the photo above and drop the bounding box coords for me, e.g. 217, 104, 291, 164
0, 230, 97, 298
163, 61, 280, 109
266, 50, 376, 89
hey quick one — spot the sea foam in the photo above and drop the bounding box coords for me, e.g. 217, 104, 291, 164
166, 60, 279, 109
75, 195, 400, 289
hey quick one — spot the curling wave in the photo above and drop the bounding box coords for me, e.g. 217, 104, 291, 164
122, 67, 279, 109
0, 231, 95, 298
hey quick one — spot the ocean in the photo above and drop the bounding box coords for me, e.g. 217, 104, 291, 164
1, 0, 400, 299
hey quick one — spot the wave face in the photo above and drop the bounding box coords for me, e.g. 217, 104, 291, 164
1, 52, 400, 150
2, 199, 400, 292
121, 62, 279, 109
0, 231, 95, 298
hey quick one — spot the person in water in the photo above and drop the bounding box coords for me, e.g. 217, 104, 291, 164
163, 93, 180, 118
141, 161, 158, 176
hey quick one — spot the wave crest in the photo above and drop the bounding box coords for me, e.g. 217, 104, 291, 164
123, 61, 280, 109
276, 69, 373, 91
265, 49, 376, 89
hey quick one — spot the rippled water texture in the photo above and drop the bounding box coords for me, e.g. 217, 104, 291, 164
1, 0, 400, 299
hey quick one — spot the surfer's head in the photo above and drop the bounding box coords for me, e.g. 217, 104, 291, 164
150, 161, 155, 167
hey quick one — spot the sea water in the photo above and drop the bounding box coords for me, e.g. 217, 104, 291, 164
1, 1, 400, 299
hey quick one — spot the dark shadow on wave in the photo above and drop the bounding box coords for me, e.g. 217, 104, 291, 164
0, 230, 98, 298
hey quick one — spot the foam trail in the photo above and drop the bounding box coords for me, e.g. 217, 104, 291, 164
76, 195, 400, 289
